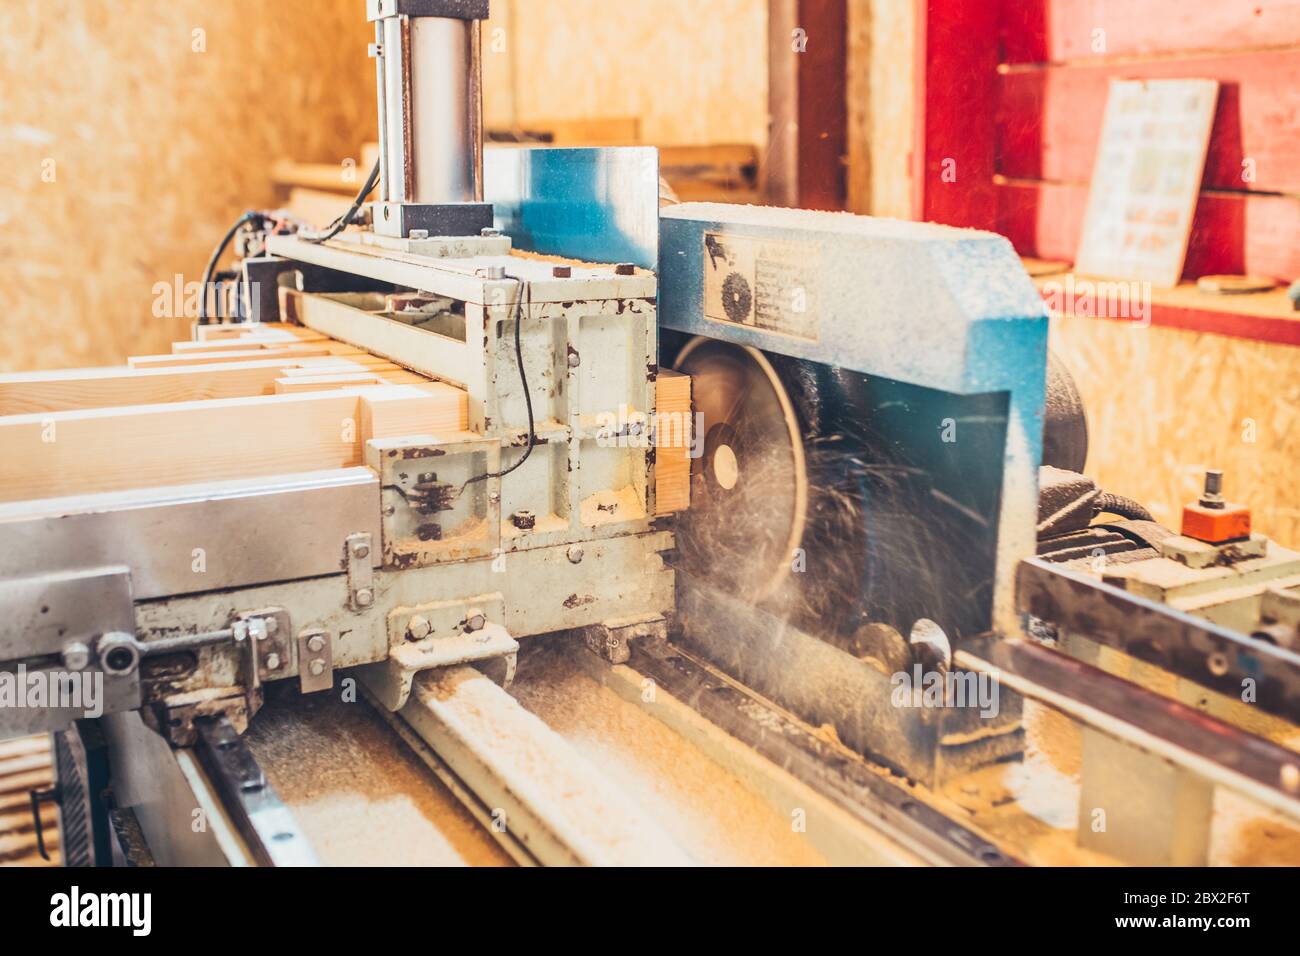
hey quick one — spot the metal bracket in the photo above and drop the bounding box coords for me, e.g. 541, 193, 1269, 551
581, 615, 668, 665
232, 607, 294, 684
346, 532, 375, 612
359, 593, 517, 710
297, 629, 334, 694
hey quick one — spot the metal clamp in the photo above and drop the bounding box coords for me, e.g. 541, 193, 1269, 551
346, 532, 375, 612
297, 629, 334, 694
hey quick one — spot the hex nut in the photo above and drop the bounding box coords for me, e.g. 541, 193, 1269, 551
309, 659, 327, 677
306, 634, 326, 654
567, 546, 584, 564
266, 653, 282, 671
465, 610, 486, 633
407, 615, 432, 641
355, 587, 375, 608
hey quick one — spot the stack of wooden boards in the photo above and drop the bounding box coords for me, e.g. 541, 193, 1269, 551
0, 321, 690, 514
0, 735, 57, 867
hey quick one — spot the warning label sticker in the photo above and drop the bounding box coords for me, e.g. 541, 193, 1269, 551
702, 232, 819, 342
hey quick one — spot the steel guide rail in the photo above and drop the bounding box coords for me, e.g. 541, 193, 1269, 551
626, 638, 1022, 867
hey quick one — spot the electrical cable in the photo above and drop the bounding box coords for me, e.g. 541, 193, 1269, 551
198, 210, 266, 324
300, 158, 381, 244
461, 274, 534, 491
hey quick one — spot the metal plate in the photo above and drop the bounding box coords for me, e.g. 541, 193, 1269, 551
0, 565, 133, 662
0, 469, 381, 601
1017, 557, 1300, 722
485, 146, 659, 269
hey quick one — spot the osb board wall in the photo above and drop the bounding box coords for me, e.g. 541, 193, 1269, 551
481, 0, 769, 147
846, 0, 915, 218
0, 0, 374, 372
1050, 316, 1300, 548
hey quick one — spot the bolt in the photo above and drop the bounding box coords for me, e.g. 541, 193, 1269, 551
355, 587, 375, 608
418, 472, 436, 484
352, 542, 371, 560
552, 265, 572, 278
481, 227, 501, 237
249, 619, 269, 642
615, 263, 636, 275
309, 659, 327, 677
409, 229, 430, 240
486, 265, 506, 281
1201, 469, 1226, 509
62, 642, 90, 672
383, 505, 396, 517
266, 652, 282, 671
306, 634, 326, 654
263, 616, 279, 636
567, 351, 580, 368
567, 545, 584, 564
511, 510, 536, 530
407, 615, 432, 641
465, 610, 486, 632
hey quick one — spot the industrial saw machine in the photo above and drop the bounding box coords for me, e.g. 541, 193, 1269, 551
4, 0, 1300, 868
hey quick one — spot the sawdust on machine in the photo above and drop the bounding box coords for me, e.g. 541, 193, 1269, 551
244, 686, 512, 867
509, 641, 828, 866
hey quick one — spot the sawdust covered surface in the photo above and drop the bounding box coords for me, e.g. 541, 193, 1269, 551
244, 685, 512, 867
508, 641, 827, 867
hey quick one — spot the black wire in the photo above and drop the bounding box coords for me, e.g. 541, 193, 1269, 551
462, 275, 534, 491
301, 158, 381, 244
198, 211, 264, 324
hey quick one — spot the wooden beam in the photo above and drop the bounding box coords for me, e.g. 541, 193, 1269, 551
0, 358, 375, 415
0, 384, 468, 502
274, 373, 386, 394
654, 370, 692, 515
128, 346, 335, 369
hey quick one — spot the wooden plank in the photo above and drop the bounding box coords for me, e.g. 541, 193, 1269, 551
128, 346, 334, 369
654, 370, 692, 515
361, 382, 469, 439
997, 179, 1300, 282
997, 50, 1300, 194
171, 334, 303, 354
0, 385, 467, 501
287, 186, 358, 228
0, 359, 356, 415
1001, 0, 1300, 64
274, 373, 386, 394
1034, 271, 1300, 347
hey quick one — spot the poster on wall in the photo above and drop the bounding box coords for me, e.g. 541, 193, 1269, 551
1075, 78, 1219, 288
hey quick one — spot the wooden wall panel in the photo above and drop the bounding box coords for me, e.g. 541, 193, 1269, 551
1002, 0, 1300, 64
480, 0, 769, 148
998, 50, 1300, 194
1049, 314, 1300, 548
0, 0, 375, 373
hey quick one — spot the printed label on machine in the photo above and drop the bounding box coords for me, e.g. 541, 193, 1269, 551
702, 232, 820, 342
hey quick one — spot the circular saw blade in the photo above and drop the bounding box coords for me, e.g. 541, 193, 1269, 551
673, 337, 807, 603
